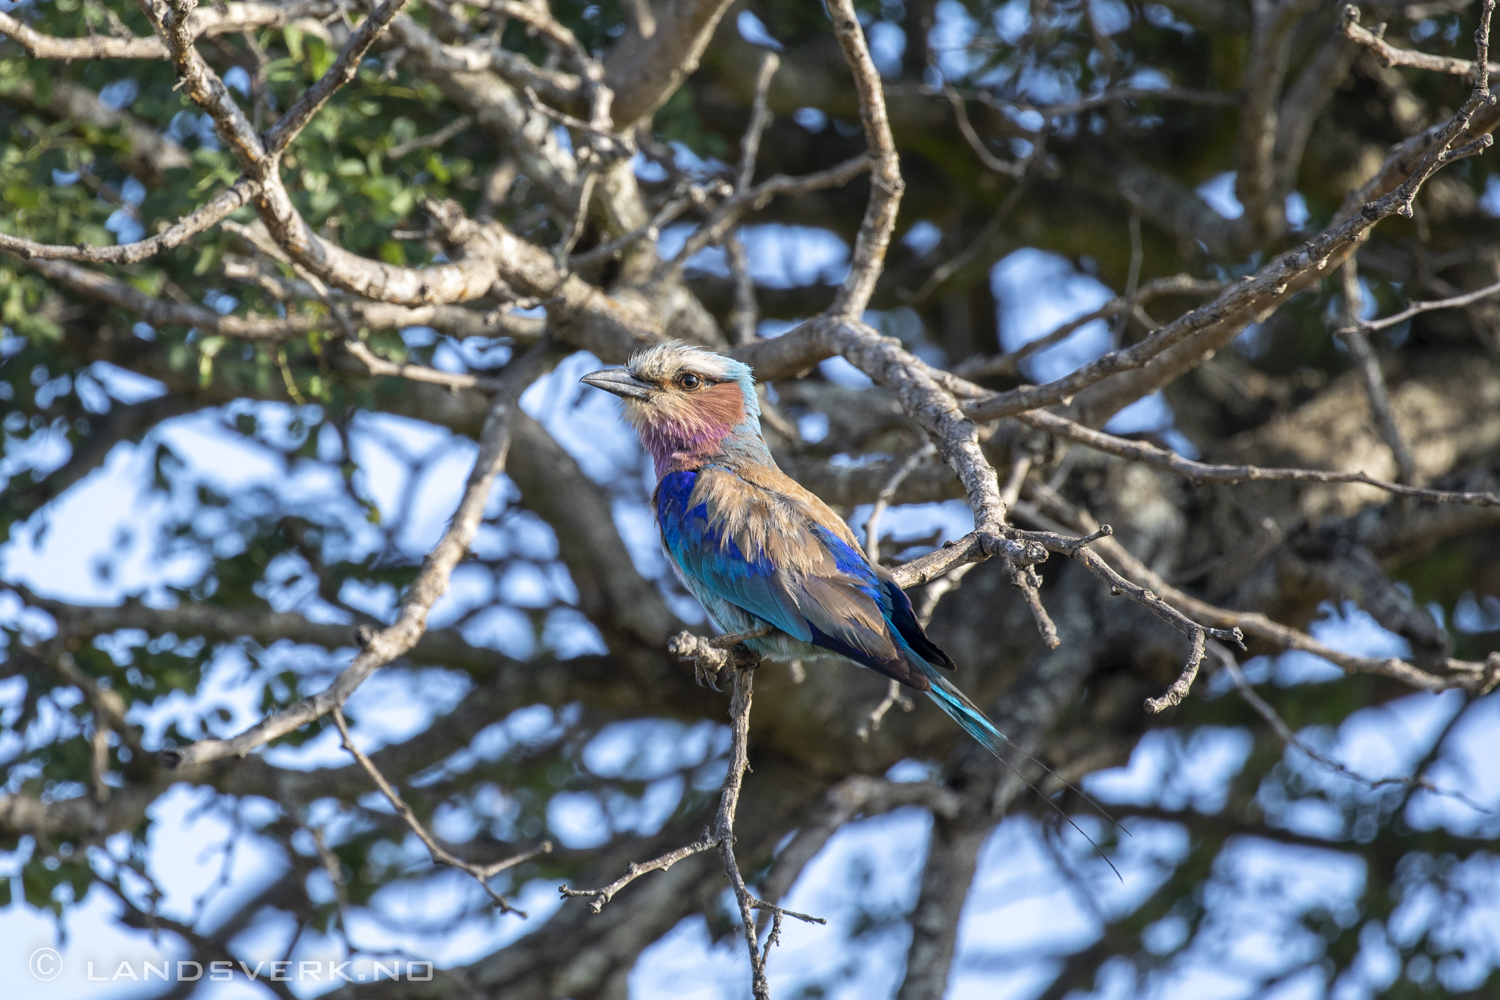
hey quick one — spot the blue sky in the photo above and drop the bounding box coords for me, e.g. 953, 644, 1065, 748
5, 232, 1499, 998
5, 0, 1500, 985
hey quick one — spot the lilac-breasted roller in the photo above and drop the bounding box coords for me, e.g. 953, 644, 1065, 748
581, 342, 1011, 755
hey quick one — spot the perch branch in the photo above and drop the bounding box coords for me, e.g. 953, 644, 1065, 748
560, 665, 822, 1000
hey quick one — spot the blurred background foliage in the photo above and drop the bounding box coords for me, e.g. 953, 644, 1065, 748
3, 0, 1500, 998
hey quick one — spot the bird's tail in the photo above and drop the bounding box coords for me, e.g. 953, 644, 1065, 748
922, 666, 1009, 756
917, 661, 1127, 878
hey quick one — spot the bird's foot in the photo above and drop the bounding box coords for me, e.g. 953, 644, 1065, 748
708, 624, 771, 649
669, 631, 730, 690
697, 660, 725, 690
669, 629, 767, 690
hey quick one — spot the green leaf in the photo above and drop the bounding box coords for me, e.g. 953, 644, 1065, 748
308, 37, 335, 78
284, 24, 304, 62
192, 243, 220, 276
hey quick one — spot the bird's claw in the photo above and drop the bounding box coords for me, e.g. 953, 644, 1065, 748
670, 630, 763, 689
695, 659, 725, 690
670, 630, 730, 689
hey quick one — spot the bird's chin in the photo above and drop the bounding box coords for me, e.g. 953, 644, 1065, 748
619, 398, 654, 423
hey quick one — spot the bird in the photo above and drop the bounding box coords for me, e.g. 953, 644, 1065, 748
580, 341, 1012, 757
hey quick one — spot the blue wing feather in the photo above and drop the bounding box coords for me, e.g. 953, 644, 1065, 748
656, 471, 811, 641
656, 469, 940, 687
657, 466, 1015, 759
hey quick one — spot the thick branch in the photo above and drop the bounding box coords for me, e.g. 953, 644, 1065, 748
0, 1, 341, 60
604, 0, 739, 128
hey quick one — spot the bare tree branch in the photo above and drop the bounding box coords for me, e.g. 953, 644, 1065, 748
159, 343, 552, 769
0, 1, 341, 60
604, 0, 739, 128
0, 181, 256, 264
1342, 3, 1500, 78
1338, 258, 1417, 483
331, 705, 551, 914
952, 275, 1223, 381
1019, 485, 1500, 697
561, 663, 824, 1000
1013, 407, 1500, 507
828, 0, 904, 319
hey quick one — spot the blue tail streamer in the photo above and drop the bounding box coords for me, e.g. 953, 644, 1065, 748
916, 661, 1127, 880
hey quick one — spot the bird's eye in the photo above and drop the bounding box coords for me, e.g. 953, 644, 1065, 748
678, 373, 703, 390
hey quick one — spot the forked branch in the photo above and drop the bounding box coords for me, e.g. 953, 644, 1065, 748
560, 664, 823, 1000
159, 344, 552, 769
1015, 408, 1500, 507
331, 706, 551, 915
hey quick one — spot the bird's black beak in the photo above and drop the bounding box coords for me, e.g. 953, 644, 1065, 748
580, 368, 655, 401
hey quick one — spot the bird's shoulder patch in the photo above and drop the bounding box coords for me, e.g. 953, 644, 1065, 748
683, 465, 846, 577
731, 462, 863, 552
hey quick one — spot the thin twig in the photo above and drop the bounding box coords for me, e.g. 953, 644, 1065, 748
997, 486, 1243, 710
656, 156, 871, 282
521, 85, 634, 160
311, 826, 353, 937
333, 706, 551, 915
559, 834, 716, 913
856, 679, 914, 741
560, 665, 822, 1000
1019, 484, 1500, 695
344, 338, 503, 392
906, 150, 1041, 304
992, 452, 1058, 646
1338, 259, 1416, 483
944, 80, 1026, 177
962, 39, 1500, 425
1348, 274, 1500, 332
568, 193, 693, 267
863, 441, 937, 563
0, 180, 257, 264
160, 343, 553, 769
738, 52, 780, 192
953, 275, 1223, 380
1015, 407, 1500, 507
913, 563, 979, 627
828, 0, 904, 318
1212, 643, 1493, 814
726, 234, 759, 346
1114, 205, 1144, 341
1341, 4, 1500, 79
386, 114, 474, 159
714, 50, 780, 347
0, 2, 342, 59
